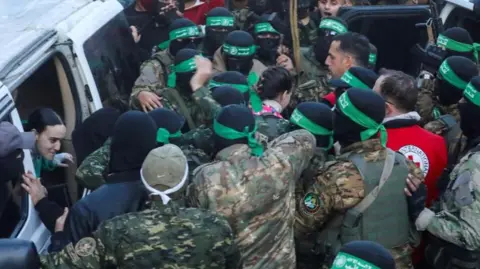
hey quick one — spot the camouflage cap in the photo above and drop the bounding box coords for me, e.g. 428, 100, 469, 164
141, 144, 188, 204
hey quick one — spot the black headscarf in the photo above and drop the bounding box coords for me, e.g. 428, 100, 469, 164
108, 111, 157, 180
72, 108, 121, 165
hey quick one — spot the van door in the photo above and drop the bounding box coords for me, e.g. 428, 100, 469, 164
60, 0, 141, 113
338, 5, 431, 74
0, 82, 50, 252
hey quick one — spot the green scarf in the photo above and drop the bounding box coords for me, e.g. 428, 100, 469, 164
213, 119, 264, 156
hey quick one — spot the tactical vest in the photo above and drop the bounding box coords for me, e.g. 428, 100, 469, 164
314, 149, 410, 265
255, 113, 281, 142
162, 88, 196, 131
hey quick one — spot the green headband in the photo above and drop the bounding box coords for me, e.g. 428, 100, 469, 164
464, 82, 480, 107
319, 19, 348, 34
337, 92, 387, 147
290, 109, 333, 150
158, 26, 201, 50
438, 60, 468, 90
213, 119, 264, 156
369, 53, 377, 66
340, 71, 370, 90
156, 128, 182, 144
206, 16, 235, 27
247, 72, 263, 113
254, 22, 280, 35
167, 57, 197, 88
331, 252, 380, 269
437, 34, 480, 62
208, 80, 250, 93
223, 43, 257, 57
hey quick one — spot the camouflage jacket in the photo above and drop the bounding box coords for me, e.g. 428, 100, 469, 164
75, 142, 210, 191
232, 8, 255, 31
212, 47, 267, 79
417, 143, 480, 251
299, 18, 318, 48
255, 112, 291, 142
130, 49, 174, 110
186, 130, 316, 269
295, 139, 424, 269
182, 125, 216, 157
40, 201, 242, 269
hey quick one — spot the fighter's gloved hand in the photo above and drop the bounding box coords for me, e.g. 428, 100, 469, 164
405, 174, 427, 222
53, 153, 74, 167
421, 44, 448, 75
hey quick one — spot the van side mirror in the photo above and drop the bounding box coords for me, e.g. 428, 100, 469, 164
0, 239, 40, 269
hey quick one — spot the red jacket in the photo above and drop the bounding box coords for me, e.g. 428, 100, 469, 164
385, 116, 447, 205
183, 0, 225, 25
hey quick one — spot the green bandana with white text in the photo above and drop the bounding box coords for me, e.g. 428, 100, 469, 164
337, 92, 387, 147
158, 26, 201, 50
331, 252, 380, 269
438, 60, 468, 90
464, 82, 480, 107
319, 18, 348, 34
223, 43, 256, 57
437, 34, 480, 62
340, 71, 370, 90
254, 22, 280, 35
167, 57, 197, 88
206, 16, 235, 27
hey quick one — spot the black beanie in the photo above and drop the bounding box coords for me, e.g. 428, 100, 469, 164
212, 86, 246, 107
440, 27, 476, 61
148, 108, 185, 134
225, 30, 255, 49
460, 76, 480, 140
213, 104, 255, 151
169, 18, 197, 32
334, 88, 386, 146
295, 102, 334, 148
436, 56, 478, 105
210, 71, 250, 101
332, 241, 395, 269
175, 48, 198, 64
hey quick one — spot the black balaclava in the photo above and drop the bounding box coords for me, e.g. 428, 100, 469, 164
167, 18, 201, 57
459, 76, 480, 142
205, 8, 235, 57
223, 31, 256, 76
108, 111, 157, 174
290, 102, 334, 149
435, 56, 478, 106
72, 108, 121, 165
248, 0, 269, 15
437, 27, 477, 63
254, 14, 282, 66
314, 17, 349, 64
297, 0, 311, 19
0, 149, 25, 184
334, 88, 386, 148
213, 104, 256, 154
148, 108, 186, 146
212, 86, 246, 107
331, 241, 395, 269
209, 71, 250, 102
169, 48, 199, 93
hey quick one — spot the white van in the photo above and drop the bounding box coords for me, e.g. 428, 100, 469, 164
0, 0, 139, 253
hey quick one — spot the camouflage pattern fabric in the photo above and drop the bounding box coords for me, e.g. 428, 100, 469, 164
130, 50, 174, 110
212, 47, 268, 77
232, 8, 255, 31
299, 19, 318, 48
76, 138, 111, 190
40, 201, 242, 269
75, 141, 210, 192
423, 104, 460, 135
181, 125, 215, 157
255, 114, 291, 142
186, 130, 316, 269
294, 139, 423, 269
423, 146, 480, 251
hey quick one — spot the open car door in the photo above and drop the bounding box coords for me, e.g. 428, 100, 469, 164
338, 5, 431, 75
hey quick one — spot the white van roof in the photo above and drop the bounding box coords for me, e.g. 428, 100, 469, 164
0, 0, 92, 79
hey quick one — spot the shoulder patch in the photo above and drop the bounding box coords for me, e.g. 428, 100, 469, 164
74, 237, 96, 257
302, 192, 321, 214
399, 145, 430, 177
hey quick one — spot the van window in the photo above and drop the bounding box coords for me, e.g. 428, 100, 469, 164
0, 115, 28, 238
83, 13, 141, 111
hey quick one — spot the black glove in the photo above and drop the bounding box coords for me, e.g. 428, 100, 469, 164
421, 44, 448, 75
407, 182, 427, 222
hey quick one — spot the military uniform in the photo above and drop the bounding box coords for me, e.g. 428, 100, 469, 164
299, 19, 318, 48
295, 138, 423, 269
76, 142, 210, 191
40, 201, 241, 269
287, 48, 330, 116
232, 8, 255, 31
255, 115, 290, 142
416, 141, 480, 268
187, 129, 316, 269
212, 47, 267, 81
129, 50, 174, 110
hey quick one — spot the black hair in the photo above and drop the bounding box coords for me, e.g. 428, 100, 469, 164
378, 69, 417, 112
27, 108, 64, 134
257, 66, 293, 100
332, 32, 370, 68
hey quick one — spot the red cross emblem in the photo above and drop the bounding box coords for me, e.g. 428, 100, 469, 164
407, 155, 421, 168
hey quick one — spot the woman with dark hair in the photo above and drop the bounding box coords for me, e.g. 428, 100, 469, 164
26, 108, 73, 177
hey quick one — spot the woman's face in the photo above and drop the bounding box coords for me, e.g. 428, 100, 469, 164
36, 125, 66, 160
